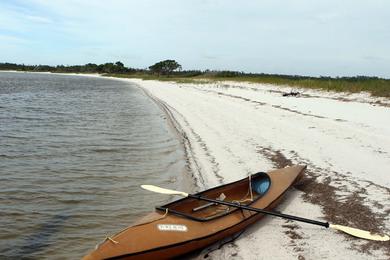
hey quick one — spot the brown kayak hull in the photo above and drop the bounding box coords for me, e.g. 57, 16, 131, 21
83, 165, 306, 260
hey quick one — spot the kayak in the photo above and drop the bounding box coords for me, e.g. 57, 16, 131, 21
83, 165, 306, 259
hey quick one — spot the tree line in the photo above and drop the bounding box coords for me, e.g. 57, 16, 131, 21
0, 60, 183, 75
0, 61, 138, 74
0, 60, 384, 82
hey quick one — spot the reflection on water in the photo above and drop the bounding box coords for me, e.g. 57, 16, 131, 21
0, 72, 185, 259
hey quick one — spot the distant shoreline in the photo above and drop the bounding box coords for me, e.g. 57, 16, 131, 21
0, 70, 102, 77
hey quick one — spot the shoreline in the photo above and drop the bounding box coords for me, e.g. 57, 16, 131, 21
134, 84, 199, 194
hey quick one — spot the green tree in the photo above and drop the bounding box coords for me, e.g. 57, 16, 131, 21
149, 60, 182, 75
114, 61, 127, 73
115, 61, 124, 68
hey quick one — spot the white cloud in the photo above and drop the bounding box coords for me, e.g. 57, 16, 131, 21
0, 34, 30, 44
24, 14, 52, 24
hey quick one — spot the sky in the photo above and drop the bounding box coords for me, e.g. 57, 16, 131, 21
1, 0, 389, 78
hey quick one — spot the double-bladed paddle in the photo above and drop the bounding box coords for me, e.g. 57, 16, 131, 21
141, 185, 389, 242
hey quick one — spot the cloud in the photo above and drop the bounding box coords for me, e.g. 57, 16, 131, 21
0, 2, 53, 32
203, 55, 218, 60
24, 14, 52, 24
0, 34, 29, 44
362, 56, 388, 62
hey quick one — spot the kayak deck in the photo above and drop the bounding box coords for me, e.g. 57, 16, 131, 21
156, 171, 271, 221
83, 165, 306, 260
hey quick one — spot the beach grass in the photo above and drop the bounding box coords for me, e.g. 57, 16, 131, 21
106, 72, 390, 98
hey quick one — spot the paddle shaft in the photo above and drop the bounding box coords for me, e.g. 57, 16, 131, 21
142, 185, 389, 241
189, 194, 329, 228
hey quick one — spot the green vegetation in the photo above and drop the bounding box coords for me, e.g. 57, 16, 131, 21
108, 71, 390, 98
149, 60, 182, 75
0, 61, 137, 74
1, 61, 389, 98
201, 72, 390, 98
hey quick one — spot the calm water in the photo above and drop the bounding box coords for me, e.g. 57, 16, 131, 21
0, 72, 186, 259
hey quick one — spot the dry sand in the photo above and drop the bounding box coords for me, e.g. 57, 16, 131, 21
123, 78, 390, 260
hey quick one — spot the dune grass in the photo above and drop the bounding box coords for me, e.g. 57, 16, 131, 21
107, 73, 390, 98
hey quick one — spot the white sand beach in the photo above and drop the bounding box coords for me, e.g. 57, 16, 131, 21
122, 78, 390, 259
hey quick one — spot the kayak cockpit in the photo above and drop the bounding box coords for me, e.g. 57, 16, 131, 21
156, 172, 271, 221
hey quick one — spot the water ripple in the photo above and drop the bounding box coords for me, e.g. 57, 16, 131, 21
0, 72, 185, 259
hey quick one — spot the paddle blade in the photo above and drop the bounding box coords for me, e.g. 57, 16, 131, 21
329, 224, 389, 241
141, 185, 188, 197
